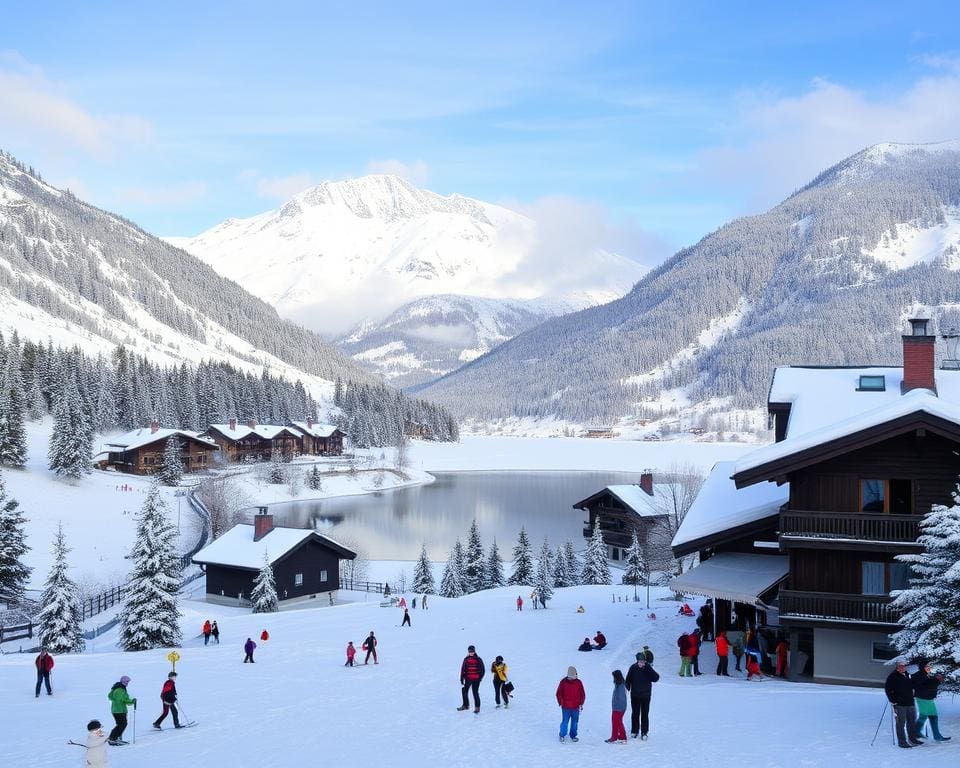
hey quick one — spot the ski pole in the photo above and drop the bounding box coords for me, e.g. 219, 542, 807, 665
870, 701, 888, 746
132, 702, 136, 744
177, 701, 191, 725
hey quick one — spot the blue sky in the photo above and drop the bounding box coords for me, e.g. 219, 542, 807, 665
3, 1, 960, 263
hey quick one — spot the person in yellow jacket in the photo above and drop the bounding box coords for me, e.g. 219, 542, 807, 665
491, 655, 511, 708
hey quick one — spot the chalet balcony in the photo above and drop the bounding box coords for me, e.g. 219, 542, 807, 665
779, 589, 901, 629
779, 510, 921, 553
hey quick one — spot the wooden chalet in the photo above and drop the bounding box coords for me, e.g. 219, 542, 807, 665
572, 473, 669, 561
672, 317, 960, 686
202, 419, 303, 462
288, 419, 344, 455
98, 423, 219, 475
192, 508, 356, 606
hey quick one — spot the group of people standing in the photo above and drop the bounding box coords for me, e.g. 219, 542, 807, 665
885, 659, 951, 748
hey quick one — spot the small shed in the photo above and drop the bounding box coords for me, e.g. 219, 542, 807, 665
192, 510, 356, 607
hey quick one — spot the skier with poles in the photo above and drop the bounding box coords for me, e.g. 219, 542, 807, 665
106, 676, 136, 745
152, 671, 183, 730
885, 659, 922, 748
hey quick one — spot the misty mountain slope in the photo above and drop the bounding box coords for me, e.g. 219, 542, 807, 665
415, 141, 960, 422
0, 150, 373, 399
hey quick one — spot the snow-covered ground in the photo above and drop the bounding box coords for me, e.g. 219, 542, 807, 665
3, 585, 955, 767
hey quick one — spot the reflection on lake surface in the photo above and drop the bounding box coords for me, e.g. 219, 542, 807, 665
244, 471, 644, 560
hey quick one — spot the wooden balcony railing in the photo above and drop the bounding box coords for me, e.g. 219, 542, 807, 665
779, 589, 901, 626
780, 510, 920, 546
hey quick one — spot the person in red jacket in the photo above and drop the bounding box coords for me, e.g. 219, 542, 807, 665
345, 641, 356, 666
715, 631, 730, 676
516, 595, 523, 611
152, 672, 182, 729
593, 631, 607, 649
775, 639, 789, 677
260, 629, 269, 642
35, 648, 54, 697
689, 630, 703, 676
457, 645, 485, 712
556, 666, 586, 742
202, 619, 212, 646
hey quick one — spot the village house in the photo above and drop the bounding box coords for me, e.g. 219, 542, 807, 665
192, 508, 356, 606
671, 317, 960, 686
202, 419, 303, 462
96, 422, 219, 475
288, 419, 345, 455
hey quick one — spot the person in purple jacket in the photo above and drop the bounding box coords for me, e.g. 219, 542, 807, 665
244, 637, 257, 663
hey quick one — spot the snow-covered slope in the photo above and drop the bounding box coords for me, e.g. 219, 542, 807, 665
170, 175, 644, 337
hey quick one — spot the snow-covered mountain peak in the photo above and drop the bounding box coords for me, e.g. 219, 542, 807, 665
802, 139, 960, 192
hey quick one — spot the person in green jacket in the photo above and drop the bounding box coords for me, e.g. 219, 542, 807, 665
107, 676, 136, 745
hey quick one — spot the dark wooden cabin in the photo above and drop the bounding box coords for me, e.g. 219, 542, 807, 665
202, 420, 303, 462
572, 473, 668, 561
99, 424, 219, 475
288, 420, 345, 455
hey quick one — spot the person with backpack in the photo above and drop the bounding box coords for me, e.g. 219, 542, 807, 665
106, 676, 136, 745
243, 637, 257, 663
491, 655, 510, 708
84, 719, 109, 767
211, 620, 220, 644
625, 653, 660, 739
606, 669, 628, 743
716, 631, 730, 676
152, 671, 182, 730
458, 645, 485, 712
363, 631, 378, 664
35, 648, 54, 697
556, 666, 586, 743
677, 633, 692, 677
345, 641, 356, 667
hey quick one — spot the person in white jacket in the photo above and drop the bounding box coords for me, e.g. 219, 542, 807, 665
84, 720, 108, 767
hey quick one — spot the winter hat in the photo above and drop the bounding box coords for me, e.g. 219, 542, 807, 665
495, 655, 503, 663
168, 671, 177, 678
87, 720, 102, 732
567, 666, 578, 679
120, 675, 131, 685
468, 645, 476, 653
636, 652, 644, 660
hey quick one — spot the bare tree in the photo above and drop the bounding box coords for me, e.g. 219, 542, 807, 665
648, 462, 706, 576
394, 433, 410, 479
198, 476, 253, 540
334, 534, 369, 588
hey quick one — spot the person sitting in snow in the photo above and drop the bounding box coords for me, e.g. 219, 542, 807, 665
593, 631, 607, 649
260, 629, 269, 642
578, 638, 594, 652
577, 605, 585, 613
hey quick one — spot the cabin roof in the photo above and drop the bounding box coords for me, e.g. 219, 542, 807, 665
103, 428, 218, 452
572, 484, 673, 518
288, 421, 341, 439
193, 523, 355, 570
207, 424, 301, 442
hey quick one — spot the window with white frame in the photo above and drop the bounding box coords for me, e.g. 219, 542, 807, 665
294, 573, 303, 587
320, 570, 328, 582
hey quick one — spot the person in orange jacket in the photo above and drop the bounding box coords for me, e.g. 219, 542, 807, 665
775, 639, 789, 677
202, 620, 212, 646
260, 629, 269, 642
715, 631, 730, 676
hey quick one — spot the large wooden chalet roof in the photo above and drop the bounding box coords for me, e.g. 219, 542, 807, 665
104, 427, 217, 452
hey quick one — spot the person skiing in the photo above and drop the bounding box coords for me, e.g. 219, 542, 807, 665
556, 666, 585, 742
606, 669, 628, 743
363, 631, 378, 664
593, 631, 607, 649
458, 645, 485, 712
913, 661, 951, 741
260, 629, 269, 642
106, 676, 136, 745
243, 637, 257, 663
35, 648, 54, 697
345, 641, 356, 667
677, 633, 692, 677
716, 631, 730, 676
84, 719, 109, 767
491, 655, 510, 708
625, 652, 660, 740
202, 619, 212, 646
211, 620, 220, 644
401, 608, 411, 627
885, 659, 922, 748
152, 671, 182, 730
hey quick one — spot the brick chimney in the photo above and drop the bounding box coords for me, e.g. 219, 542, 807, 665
307, 416, 314, 429
253, 507, 273, 541
228, 418, 236, 431
150, 420, 160, 434
639, 470, 654, 496
247, 419, 257, 429
902, 317, 937, 394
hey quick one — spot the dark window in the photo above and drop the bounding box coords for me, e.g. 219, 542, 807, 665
860, 480, 885, 513
611, 547, 620, 561
889, 479, 912, 514
861, 562, 885, 595
857, 375, 886, 391
889, 563, 912, 591
872, 641, 898, 662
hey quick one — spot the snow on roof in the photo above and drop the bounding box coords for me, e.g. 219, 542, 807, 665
104, 427, 216, 452
192, 524, 314, 569
735, 388, 960, 477
672, 462, 787, 551
604, 484, 671, 517
668, 553, 789, 606
288, 421, 341, 439
208, 424, 299, 441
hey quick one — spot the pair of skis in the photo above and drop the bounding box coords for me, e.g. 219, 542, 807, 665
68, 723, 199, 747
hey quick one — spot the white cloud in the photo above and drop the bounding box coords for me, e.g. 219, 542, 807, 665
364, 158, 430, 186
116, 180, 208, 207
238, 169, 318, 200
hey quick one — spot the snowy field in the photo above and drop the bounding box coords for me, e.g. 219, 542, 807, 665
3, 585, 956, 767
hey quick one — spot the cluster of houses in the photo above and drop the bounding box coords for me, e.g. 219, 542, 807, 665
95, 417, 345, 475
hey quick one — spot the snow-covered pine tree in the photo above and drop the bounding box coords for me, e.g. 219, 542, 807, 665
580, 521, 612, 585
26, 377, 45, 421
251, 550, 279, 613
622, 528, 644, 585
453, 538, 466, 581
37, 522, 85, 653
0, 345, 28, 467
0, 473, 30, 603
484, 539, 505, 588
552, 544, 570, 587
464, 519, 485, 593
412, 544, 436, 594
439, 544, 465, 598
564, 540, 581, 585
891, 487, 960, 685
508, 526, 534, 586
48, 372, 91, 479
307, 464, 323, 491
268, 448, 285, 484
158, 435, 183, 486
535, 537, 554, 607
118, 483, 182, 650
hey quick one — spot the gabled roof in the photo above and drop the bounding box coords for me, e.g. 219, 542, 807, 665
206, 424, 302, 442
668, 553, 789, 607
572, 484, 672, 518
288, 421, 342, 439
192, 523, 356, 570
104, 427, 218, 452
672, 461, 787, 556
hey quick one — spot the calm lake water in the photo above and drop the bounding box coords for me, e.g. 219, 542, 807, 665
254, 471, 644, 561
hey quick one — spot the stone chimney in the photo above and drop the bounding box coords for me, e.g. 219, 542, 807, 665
253, 506, 273, 541
228, 418, 236, 431
247, 419, 257, 429
307, 416, 314, 429
640, 470, 654, 496
150, 420, 160, 434
902, 316, 937, 394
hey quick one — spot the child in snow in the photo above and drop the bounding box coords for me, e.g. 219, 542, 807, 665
106, 676, 136, 745
211, 621, 220, 644
152, 672, 181, 730
746, 654, 764, 680
345, 641, 356, 666
260, 629, 269, 642
491, 655, 510, 708
85, 719, 109, 767
578, 638, 593, 652
458, 645, 485, 712
606, 669, 628, 743
244, 638, 257, 663
202, 619, 212, 645
517, 595, 523, 611
732, 636, 744, 672
593, 631, 607, 649
715, 631, 730, 676
677, 634, 692, 677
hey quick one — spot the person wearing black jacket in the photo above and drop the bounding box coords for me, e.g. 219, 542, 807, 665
912, 662, 951, 741
885, 660, 922, 748
152, 672, 182, 730
457, 645, 485, 713
624, 654, 660, 740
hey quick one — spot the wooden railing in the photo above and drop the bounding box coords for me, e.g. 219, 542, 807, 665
0, 621, 33, 644
780, 510, 920, 545
779, 589, 901, 625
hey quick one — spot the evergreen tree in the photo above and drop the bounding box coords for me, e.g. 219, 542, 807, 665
26, 377, 45, 421
37, 523, 85, 653
412, 543, 436, 594
564, 540, 581, 585
0, 346, 28, 467
508, 527, 534, 586
622, 528, 644, 586
268, 448, 285, 484
580, 521, 612, 585
47, 372, 91, 479
891, 487, 960, 685
464, 519, 485, 593
484, 539, 505, 589
158, 435, 183, 486
307, 464, 323, 491
439, 544, 465, 598
118, 483, 182, 650
535, 537, 554, 607
552, 544, 570, 587
0, 473, 30, 602
453, 538, 466, 581
251, 550, 279, 613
